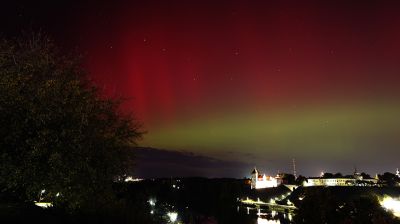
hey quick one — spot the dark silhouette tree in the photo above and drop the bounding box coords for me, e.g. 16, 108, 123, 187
379, 172, 400, 187
295, 175, 308, 185
282, 173, 296, 184
333, 172, 343, 178
0, 33, 143, 211
361, 172, 372, 179
322, 172, 334, 178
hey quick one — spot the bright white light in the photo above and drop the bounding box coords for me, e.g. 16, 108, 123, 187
380, 196, 400, 217
254, 175, 278, 189
35, 202, 52, 208
41, 189, 46, 194
150, 210, 154, 214
303, 180, 314, 187
56, 192, 60, 197
257, 217, 280, 224
167, 212, 178, 222
125, 177, 142, 182
148, 199, 156, 206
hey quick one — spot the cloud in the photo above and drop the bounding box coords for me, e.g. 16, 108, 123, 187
132, 147, 252, 178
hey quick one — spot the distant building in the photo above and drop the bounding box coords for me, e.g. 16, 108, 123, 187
250, 168, 279, 189
303, 169, 378, 187
303, 177, 355, 186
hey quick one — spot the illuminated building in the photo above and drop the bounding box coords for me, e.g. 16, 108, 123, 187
303, 169, 378, 187
251, 168, 279, 189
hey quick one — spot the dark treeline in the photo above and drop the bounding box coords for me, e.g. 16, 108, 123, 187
291, 186, 400, 224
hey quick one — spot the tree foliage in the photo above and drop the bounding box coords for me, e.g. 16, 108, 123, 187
294, 187, 400, 224
379, 172, 400, 187
295, 175, 307, 185
0, 33, 143, 211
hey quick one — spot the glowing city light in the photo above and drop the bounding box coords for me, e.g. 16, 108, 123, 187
35, 202, 52, 208
148, 199, 156, 206
167, 212, 178, 222
124, 176, 143, 182
257, 217, 281, 224
380, 196, 400, 217
288, 213, 293, 221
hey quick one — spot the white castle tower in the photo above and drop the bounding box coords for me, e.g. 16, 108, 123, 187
251, 168, 259, 189
251, 167, 278, 189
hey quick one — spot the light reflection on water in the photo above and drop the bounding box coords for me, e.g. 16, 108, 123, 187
257, 217, 280, 224
239, 206, 293, 224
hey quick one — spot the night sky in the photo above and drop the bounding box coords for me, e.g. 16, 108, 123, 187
3, 0, 400, 178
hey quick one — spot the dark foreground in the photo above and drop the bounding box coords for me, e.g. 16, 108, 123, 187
2, 178, 400, 224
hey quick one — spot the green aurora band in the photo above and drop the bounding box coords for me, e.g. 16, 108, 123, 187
142, 100, 400, 164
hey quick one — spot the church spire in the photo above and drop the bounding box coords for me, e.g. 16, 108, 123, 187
251, 167, 258, 174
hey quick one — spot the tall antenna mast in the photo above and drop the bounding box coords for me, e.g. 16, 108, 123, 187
292, 158, 297, 178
